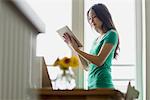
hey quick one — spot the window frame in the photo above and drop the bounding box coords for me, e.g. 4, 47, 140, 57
72, 0, 84, 88
135, 0, 145, 99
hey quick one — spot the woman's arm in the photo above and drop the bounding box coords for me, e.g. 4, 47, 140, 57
75, 43, 114, 67
63, 32, 114, 67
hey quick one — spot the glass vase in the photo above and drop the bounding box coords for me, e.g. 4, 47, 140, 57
54, 68, 76, 90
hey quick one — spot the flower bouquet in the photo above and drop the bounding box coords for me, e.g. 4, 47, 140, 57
52, 56, 79, 90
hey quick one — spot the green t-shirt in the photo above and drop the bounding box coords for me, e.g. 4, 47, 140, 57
88, 29, 118, 89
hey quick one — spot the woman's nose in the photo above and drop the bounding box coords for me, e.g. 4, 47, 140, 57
90, 18, 94, 24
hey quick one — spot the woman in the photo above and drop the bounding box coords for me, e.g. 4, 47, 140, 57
63, 3, 119, 89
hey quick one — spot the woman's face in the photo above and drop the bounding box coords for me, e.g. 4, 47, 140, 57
88, 9, 103, 32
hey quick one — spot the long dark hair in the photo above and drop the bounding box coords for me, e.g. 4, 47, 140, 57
87, 3, 120, 59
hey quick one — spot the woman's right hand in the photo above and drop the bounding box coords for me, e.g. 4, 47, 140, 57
63, 32, 83, 52
63, 33, 71, 45
63, 32, 71, 44
63, 32, 74, 50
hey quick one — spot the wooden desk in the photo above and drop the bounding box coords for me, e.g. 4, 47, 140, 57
30, 88, 125, 100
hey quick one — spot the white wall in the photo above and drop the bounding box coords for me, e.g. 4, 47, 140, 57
145, 0, 150, 99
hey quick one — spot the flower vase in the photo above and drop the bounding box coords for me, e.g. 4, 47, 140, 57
54, 68, 76, 90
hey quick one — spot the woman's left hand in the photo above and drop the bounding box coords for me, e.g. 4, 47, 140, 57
63, 33, 79, 51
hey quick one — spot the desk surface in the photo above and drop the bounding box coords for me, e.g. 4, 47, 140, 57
30, 88, 125, 100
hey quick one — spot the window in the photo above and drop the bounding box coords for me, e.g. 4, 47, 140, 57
26, 0, 72, 89
84, 0, 137, 93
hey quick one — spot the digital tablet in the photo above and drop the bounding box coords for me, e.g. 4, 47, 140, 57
56, 25, 83, 47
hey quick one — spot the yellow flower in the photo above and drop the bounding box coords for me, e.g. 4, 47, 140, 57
59, 57, 70, 70
52, 56, 79, 70
70, 56, 79, 68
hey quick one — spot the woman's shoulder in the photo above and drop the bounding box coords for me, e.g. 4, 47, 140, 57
103, 29, 118, 44
106, 29, 117, 34
105, 29, 118, 37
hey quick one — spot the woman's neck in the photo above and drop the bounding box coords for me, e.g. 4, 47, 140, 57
97, 27, 107, 35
